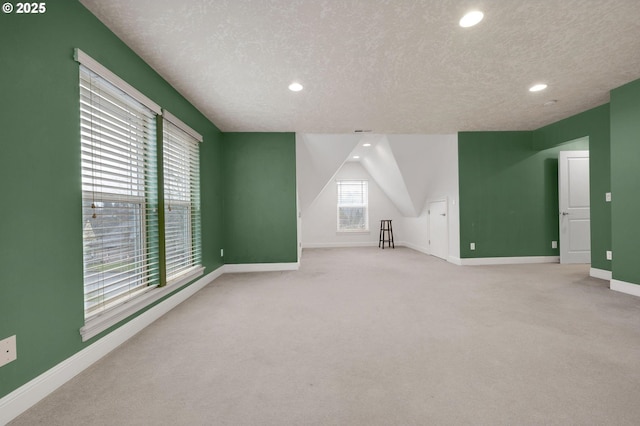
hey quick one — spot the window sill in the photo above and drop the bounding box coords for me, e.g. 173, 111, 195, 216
80, 266, 204, 342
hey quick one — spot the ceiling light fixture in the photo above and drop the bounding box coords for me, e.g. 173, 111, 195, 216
288, 82, 303, 92
352, 155, 360, 159
363, 143, 372, 147
459, 11, 484, 28
529, 83, 548, 92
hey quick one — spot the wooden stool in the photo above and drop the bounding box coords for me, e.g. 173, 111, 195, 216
379, 219, 394, 249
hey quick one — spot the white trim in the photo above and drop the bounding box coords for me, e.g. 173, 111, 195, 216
0, 268, 223, 426
397, 241, 429, 255
303, 242, 379, 249
223, 262, 300, 273
610, 279, 640, 298
80, 267, 205, 341
162, 109, 203, 142
459, 256, 560, 266
74, 48, 161, 114
590, 268, 612, 281
448, 256, 463, 265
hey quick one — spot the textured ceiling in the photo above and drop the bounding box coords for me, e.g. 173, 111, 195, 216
79, 0, 640, 133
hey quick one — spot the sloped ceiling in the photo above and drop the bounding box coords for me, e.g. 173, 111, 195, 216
296, 134, 359, 214
79, 0, 640, 134
360, 137, 417, 216
298, 133, 458, 218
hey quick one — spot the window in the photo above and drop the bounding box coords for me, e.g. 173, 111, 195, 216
162, 112, 202, 283
76, 49, 204, 340
337, 180, 369, 231
80, 64, 160, 320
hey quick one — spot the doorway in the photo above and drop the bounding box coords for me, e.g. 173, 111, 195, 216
559, 150, 590, 264
428, 200, 448, 260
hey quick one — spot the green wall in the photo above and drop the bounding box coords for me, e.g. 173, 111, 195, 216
458, 104, 611, 266
0, 0, 223, 399
610, 79, 640, 284
458, 131, 588, 258
222, 133, 298, 264
534, 104, 611, 270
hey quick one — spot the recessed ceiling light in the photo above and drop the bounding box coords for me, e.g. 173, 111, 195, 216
529, 83, 548, 92
363, 143, 372, 147
459, 11, 484, 28
352, 155, 360, 159
288, 82, 303, 92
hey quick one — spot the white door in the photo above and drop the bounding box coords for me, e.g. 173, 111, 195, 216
428, 200, 448, 260
559, 150, 590, 264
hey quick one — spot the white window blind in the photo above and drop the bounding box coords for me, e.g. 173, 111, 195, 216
80, 65, 160, 320
337, 180, 369, 231
163, 116, 202, 283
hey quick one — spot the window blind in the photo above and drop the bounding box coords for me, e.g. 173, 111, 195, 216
163, 118, 202, 282
337, 180, 369, 231
80, 65, 160, 319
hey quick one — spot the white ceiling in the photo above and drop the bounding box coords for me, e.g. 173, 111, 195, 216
80, 0, 640, 134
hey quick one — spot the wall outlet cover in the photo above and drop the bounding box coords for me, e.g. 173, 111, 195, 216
605, 192, 612, 202
0, 335, 17, 368
606, 250, 612, 260
470, 242, 476, 250
220, 249, 224, 257
552, 241, 558, 249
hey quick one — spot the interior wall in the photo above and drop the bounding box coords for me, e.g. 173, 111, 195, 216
0, 0, 224, 399
302, 162, 403, 247
610, 78, 640, 285
222, 133, 298, 264
389, 135, 460, 260
458, 131, 588, 259
533, 104, 611, 271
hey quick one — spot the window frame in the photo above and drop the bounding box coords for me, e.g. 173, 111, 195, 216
162, 110, 203, 285
336, 179, 369, 232
76, 49, 204, 342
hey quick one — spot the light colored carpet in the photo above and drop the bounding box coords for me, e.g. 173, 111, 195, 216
10, 247, 640, 425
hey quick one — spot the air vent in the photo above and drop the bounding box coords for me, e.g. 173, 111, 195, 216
354, 129, 372, 133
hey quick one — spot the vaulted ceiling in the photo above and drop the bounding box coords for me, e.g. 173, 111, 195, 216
80, 0, 640, 134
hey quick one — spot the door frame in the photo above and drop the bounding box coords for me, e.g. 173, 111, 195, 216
558, 149, 591, 264
428, 198, 449, 260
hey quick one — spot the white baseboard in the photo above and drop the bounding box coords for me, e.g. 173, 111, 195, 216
590, 268, 612, 281
302, 242, 379, 248
610, 279, 640, 298
397, 241, 430, 255
0, 267, 224, 426
459, 256, 560, 266
448, 256, 462, 265
223, 262, 299, 273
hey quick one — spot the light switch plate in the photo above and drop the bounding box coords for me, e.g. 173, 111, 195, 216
606, 250, 612, 261
0, 335, 17, 368
470, 242, 476, 250
552, 241, 558, 249
605, 192, 612, 202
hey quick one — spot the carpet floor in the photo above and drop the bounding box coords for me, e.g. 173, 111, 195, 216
10, 247, 640, 425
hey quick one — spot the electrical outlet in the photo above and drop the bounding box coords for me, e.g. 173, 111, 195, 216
470, 242, 476, 251
606, 250, 612, 261
605, 192, 612, 202
220, 249, 224, 257
552, 241, 557, 249
0, 335, 17, 368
